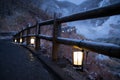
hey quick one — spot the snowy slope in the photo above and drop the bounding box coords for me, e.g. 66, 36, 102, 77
38, 0, 77, 17
67, 0, 120, 40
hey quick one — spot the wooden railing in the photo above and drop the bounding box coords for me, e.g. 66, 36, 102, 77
13, 3, 120, 60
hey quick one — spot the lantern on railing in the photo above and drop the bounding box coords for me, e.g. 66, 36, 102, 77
30, 37, 35, 45
14, 39, 17, 43
73, 46, 84, 71
20, 38, 22, 43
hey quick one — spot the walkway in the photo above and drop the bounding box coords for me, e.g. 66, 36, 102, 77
0, 40, 54, 80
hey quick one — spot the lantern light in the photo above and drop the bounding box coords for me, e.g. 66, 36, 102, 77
30, 37, 35, 45
73, 46, 84, 71
73, 51, 84, 66
15, 39, 17, 43
20, 38, 22, 43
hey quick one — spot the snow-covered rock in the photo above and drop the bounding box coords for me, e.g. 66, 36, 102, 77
96, 54, 109, 61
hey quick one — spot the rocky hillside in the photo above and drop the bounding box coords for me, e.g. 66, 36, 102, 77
0, 0, 53, 32
0, 0, 120, 43
31, 0, 120, 41
71, 0, 120, 40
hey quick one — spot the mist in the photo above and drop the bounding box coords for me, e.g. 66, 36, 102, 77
68, 15, 120, 40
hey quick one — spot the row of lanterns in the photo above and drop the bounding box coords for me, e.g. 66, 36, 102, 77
14, 37, 35, 45
14, 38, 85, 71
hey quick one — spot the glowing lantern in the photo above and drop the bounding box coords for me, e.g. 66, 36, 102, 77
73, 46, 84, 71
73, 51, 84, 66
20, 38, 22, 43
30, 37, 35, 45
15, 39, 17, 43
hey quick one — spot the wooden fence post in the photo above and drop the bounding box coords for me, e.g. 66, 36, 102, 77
13, 35, 16, 42
35, 23, 40, 50
18, 33, 20, 43
16, 33, 20, 43
52, 13, 61, 61
22, 29, 25, 43
26, 26, 30, 45
20, 32, 22, 43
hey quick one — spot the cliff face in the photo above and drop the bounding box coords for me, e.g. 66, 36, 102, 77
0, 0, 76, 32
71, 0, 120, 40
0, 0, 52, 32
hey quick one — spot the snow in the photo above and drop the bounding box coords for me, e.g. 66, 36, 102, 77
61, 0, 120, 40
102, 15, 120, 27
101, 15, 120, 37
83, 40, 120, 47
68, 21, 109, 39
96, 54, 109, 61
62, 8, 70, 16
67, 14, 120, 40
99, 0, 110, 7
57, 0, 86, 5
40, 1, 62, 16
0, 36, 12, 40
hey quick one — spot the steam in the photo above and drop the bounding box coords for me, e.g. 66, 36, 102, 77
68, 21, 109, 39
43, 0, 120, 40
57, 0, 120, 40
68, 15, 120, 40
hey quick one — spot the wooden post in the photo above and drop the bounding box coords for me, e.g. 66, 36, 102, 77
22, 29, 25, 43
35, 23, 40, 50
17, 33, 20, 43
52, 13, 61, 61
13, 35, 16, 42
26, 26, 30, 45
20, 32, 22, 43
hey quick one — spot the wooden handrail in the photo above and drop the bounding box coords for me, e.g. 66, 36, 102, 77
13, 2, 120, 59
58, 2, 120, 23
57, 37, 120, 58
